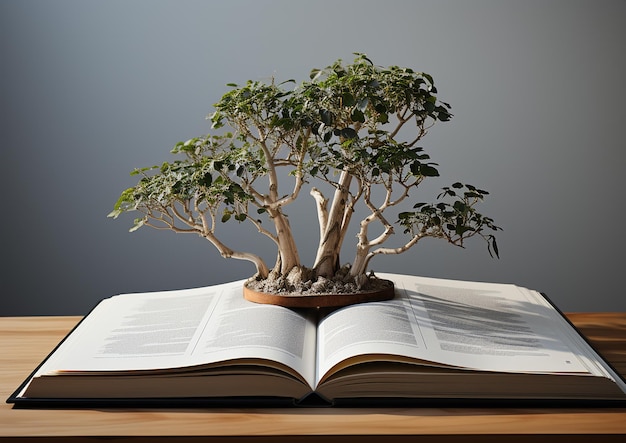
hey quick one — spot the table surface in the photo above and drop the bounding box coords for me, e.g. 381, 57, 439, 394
1, 313, 626, 442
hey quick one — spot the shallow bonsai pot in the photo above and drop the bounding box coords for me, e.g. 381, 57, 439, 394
243, 280, 395, 308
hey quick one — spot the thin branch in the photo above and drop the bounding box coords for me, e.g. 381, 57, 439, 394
242, 181, 266, 203
369, 232, 424, 259
144, 221, 196, 234
268, 130, 308, 210
271, 168, 304, 209
386, 179, 411, 208
273, 159, 299, 167
245, 213, 279, 246
171, 202, 196, 229
405, 125, 427, 147
389, 106, 412, 138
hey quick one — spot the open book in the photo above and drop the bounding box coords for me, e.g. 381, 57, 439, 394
8, 273, 626, 407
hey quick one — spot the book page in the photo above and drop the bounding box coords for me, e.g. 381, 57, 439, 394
316, 273, 600, 386
31, 280, 317, 388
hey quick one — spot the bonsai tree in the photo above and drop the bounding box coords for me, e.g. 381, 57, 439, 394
109, 54, 500, 295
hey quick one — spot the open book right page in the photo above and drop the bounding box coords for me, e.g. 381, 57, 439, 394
315, 273, 616, 387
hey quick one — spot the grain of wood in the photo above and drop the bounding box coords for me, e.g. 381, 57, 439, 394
1, 314, 625, 441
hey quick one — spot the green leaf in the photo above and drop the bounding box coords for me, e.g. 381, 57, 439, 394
129, 218, 146, 232
351, 108, 365, 123
210, 111, 224, 129
342, 92, 356, 107
456, 225, 471, 235
221, 212, 231, 223
488, 235, 500, 258
419, 164, 439, 177
310, 68, 321, 80
438, 113, 451, 122
200, 172, 212, 187
453, 201, 467, 212
340, 127, 358, 139
224, 190, 235, 204
423, 73, 434, 85
320, 109, 333, 125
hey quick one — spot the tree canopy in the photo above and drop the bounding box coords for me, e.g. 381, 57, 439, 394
109, 54, 500, 287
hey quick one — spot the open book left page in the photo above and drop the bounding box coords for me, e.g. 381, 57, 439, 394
18, 280, 318, 400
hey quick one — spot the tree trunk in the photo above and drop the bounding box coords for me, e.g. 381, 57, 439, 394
349, 247, 370, 278
313, 171, 352, 278
270, 208, 300, 275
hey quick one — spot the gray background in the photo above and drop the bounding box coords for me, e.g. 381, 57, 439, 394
2, 0, 625, 315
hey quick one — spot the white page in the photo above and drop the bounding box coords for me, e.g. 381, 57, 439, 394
316, 273, 600, 386
31, 280, 317, 388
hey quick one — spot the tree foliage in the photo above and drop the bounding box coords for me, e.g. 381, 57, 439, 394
109, 54, 501, 282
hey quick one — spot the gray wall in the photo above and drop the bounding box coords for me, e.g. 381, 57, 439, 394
2, 0, 625, 315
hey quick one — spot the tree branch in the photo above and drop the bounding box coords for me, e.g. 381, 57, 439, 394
310, 187, 329, 238
339, 176, 362, 245
389, 107, 412, 138
245, 212, 279, 246
271, 168, 304, 208
369, 232, 424, 260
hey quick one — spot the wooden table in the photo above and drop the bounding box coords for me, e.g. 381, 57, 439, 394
1, 314, 625, 442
